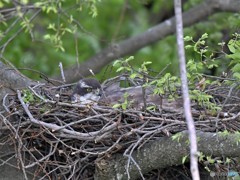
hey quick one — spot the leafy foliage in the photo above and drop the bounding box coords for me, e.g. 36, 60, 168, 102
227, 33, 240, 80
112, 92, 132, 110
0, 1, 239, 80
111, 29, 240, 113
190, 89, 221, 113
22, 89, 35, 104
150, 73, 179, 98
113, 44, 222, 112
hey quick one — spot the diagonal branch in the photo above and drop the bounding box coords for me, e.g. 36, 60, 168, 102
0, 61, 35, 90
94, 131, 240, 180
17, 90, 118, 141
57, 0, 240, 83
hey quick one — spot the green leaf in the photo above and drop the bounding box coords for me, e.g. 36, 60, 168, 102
113, 60, 121, 67
232, 64, 240, 72
20, 0, 28, 4
208, 63, 218, 69
185, 45, 193, 49
142, 61, 152, 65
125, 56, 134, 62
48, 23, 56, 30
201, 33, 208, 39
112, 104, 121, 109
227, 52, 240, 61
121, 103, 127, 110
116, 67, 125, 72
130, 73, 137, 79
218, 42, 225, 46
123, 92, 129, 99
146, 105, 156, 111
228, 39, 240, 53
199, 40, 205, 45
43, 34, 51, 40
34, 2, 44, 7
171, 133, 182, 142
184, 36, 193, 41
200, 48, 207, 54
226, 157, 231, 163
233, 72, 240, 80
206, 156, 215, 164
182, 155, 188, 164
198, 152, 205, 162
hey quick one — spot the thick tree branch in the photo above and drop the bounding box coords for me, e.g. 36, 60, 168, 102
58, 0, 240, 83
0, 61, 34, 89
0, 61, 35, 109
94, 131, 240, 180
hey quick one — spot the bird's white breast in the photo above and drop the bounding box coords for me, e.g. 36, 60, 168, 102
72, 92, 100, 105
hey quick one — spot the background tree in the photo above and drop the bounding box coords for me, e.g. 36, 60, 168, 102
0, 0, 239, 82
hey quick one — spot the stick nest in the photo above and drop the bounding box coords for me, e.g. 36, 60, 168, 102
1, 76, 240, 179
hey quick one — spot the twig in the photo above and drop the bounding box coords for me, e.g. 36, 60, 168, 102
0, 113, 29, 179
17, 90, 118, 141
2, 94, 10, 113
24, 142, 59, 169
59, 62, 66, 83
0, 9, 41, 57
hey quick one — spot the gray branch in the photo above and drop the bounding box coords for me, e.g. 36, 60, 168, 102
0, 61, 35, 109
0, 61, 34, 89
94, 131, 240, 180
174, 0, 199, 179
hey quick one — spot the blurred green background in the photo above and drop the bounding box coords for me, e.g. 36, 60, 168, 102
0, 0, 239, 81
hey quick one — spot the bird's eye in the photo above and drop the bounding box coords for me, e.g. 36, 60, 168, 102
87, 88, 92, 92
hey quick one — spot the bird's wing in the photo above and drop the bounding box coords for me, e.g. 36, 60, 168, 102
99, 86, 162, 109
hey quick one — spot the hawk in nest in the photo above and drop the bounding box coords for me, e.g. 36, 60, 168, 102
71, 77, 167, 109
71, 78, 102, 105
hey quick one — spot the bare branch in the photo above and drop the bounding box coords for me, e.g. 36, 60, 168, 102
17, 90, 118, 141
174, 0, 199, 179
58, 62, 66, 83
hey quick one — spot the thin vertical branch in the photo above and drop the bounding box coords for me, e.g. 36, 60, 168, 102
142, 73, 147, 111
174, 0, 200, 179
59, 62, 66, 82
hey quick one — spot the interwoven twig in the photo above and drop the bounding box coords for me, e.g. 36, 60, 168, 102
1, 78, 240, 179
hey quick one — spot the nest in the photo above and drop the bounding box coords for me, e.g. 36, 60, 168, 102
1, 75, 240, 179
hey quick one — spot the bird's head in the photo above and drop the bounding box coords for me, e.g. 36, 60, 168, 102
71, 78, 102, 104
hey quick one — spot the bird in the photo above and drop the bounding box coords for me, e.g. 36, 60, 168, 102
98, 78, 163, 109
99, 84, 163, 109
71, 78, 102, 105
71, 77, 181, 111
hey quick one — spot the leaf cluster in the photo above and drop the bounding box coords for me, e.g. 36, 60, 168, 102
111, 32, 240, 112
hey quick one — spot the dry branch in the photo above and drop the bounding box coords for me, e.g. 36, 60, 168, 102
17, 90, 118, 141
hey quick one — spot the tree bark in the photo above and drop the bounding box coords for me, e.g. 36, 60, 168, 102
94, 131, 240, 180
0, 61, 34, 85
